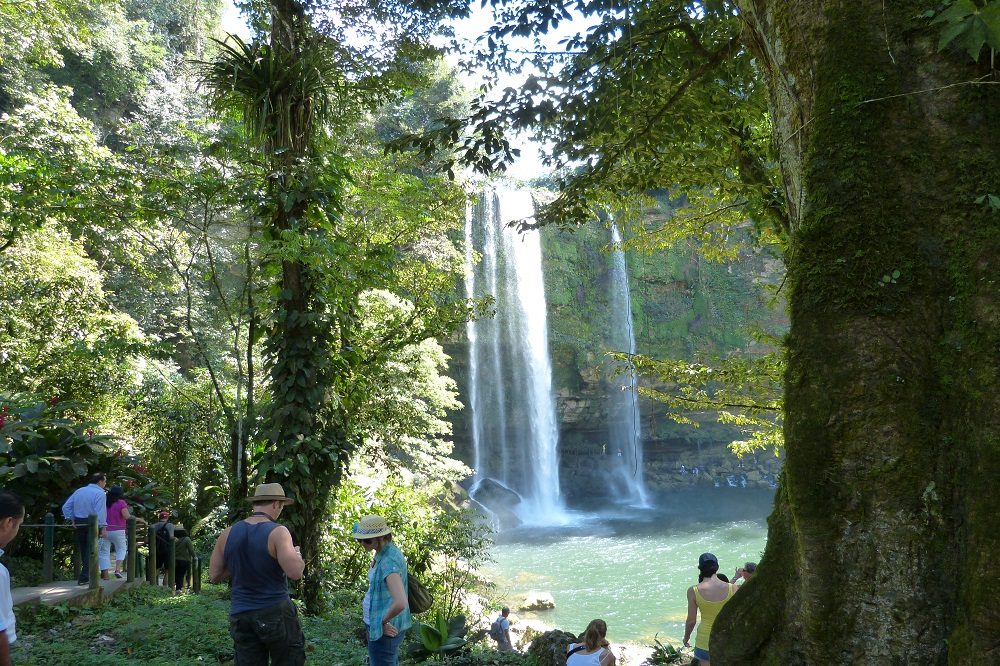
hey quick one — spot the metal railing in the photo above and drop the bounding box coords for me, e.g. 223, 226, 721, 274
22, 513, 202, 594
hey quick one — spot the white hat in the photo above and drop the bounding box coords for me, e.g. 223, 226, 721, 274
352, 515, 391, 539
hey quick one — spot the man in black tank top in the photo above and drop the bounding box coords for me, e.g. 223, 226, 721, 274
210, 483, 306, 665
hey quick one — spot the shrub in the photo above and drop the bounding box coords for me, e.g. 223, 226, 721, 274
324, 476, 494, 617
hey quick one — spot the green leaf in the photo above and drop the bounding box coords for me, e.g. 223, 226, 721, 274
982, 4, 1000, 48
961, 19, 989, 60
938, 18, 972, 51
418, 622, 442, 650
931, 0, 978, 26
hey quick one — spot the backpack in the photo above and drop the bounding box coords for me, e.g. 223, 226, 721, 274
407, 574, 434, 614
489, 617, 505, 642
154, 521, 172, 555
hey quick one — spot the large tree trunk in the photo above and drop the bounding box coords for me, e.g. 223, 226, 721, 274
715, 2, 1000, 663
262, 0, 339, 614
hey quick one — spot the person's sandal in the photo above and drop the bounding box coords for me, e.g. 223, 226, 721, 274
114, 572, 124, 579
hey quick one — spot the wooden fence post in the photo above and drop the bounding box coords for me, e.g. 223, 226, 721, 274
192, 555, 202, 593
42, 513, 54, 584
88, 514, 99, 592
166, 538, 175, 590
147, 525, 157, 585
126, 516, 136, 583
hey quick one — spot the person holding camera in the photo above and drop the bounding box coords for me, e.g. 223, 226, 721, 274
733, 561, 757, 586
209, 483, 305, 665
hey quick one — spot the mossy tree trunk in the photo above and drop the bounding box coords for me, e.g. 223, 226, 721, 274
260, 0, 343, 615
715, 2, 1000, 663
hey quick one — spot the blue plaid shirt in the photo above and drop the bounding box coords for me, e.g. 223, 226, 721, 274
366, 541, 411, 641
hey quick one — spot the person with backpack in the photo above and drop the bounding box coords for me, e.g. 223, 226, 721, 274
490, 607, 512, 651
153, 510, 175, 584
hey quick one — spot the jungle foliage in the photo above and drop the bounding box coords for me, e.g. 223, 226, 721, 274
0, 0, 493, 615
407, 0, 1000, 661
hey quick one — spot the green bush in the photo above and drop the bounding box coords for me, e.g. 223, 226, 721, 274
3, 553, 74, 587
438, 650, 532, 666
0, 392, 165, 523
324, 477, 494, 618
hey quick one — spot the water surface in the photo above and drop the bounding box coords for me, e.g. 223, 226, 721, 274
483, 488, 772, 643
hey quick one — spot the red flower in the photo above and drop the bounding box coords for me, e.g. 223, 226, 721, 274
86, 428, 95, 437
48, 395, 58, 406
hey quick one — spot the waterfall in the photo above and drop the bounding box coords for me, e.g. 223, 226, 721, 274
606, 223, 650, 507
464, 188, 565, 524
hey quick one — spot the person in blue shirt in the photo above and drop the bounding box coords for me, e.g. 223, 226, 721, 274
61, 473, 108, 585
353, 515, 411, 666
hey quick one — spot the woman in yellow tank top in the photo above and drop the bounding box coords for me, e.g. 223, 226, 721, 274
682, 553, 735, 665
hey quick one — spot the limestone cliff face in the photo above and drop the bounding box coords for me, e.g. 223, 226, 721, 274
446, 196, 786, 500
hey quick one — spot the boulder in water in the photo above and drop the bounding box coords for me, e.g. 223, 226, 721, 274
470, 478, 522, 528
514, 619, 551, 649
520, 591, 556, 611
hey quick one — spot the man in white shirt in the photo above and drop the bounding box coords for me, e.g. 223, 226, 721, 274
0, 491, 25, 666
61, 473, 108, 585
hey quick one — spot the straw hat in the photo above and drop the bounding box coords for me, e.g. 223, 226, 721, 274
248, 483, 294, 504
352, 515, 391, 539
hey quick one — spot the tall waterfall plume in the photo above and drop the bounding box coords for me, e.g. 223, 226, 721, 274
606, 223, 650, 506
464, 188, 565, 524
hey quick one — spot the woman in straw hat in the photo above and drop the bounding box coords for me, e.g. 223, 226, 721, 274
353, 514, 411, 666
